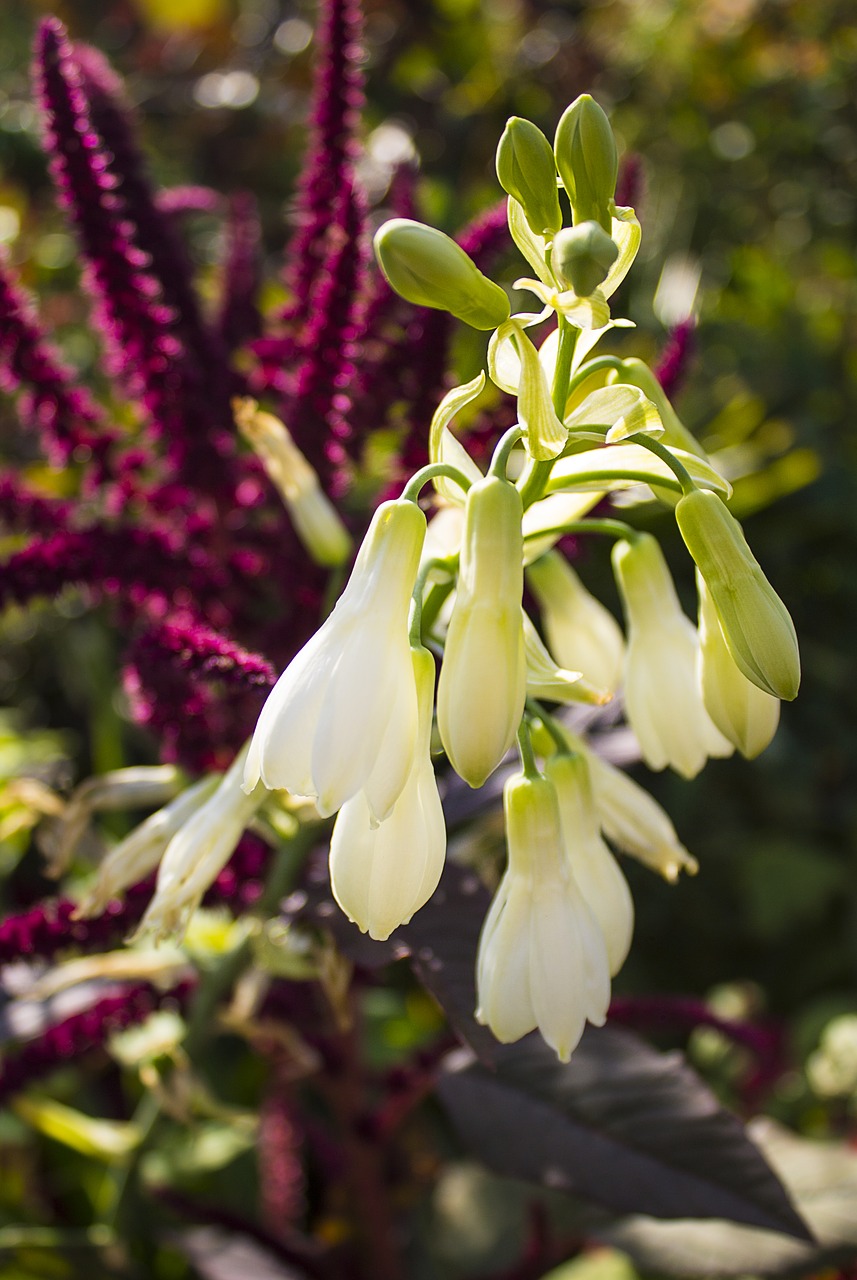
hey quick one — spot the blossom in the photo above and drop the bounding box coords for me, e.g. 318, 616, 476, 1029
527, 551, 624, 695
437, 476, 526, 788
697, 572, 780, 759
544, 752, 634, 976
612, 533, 731, 778
234, 397, 351, 567
329, 645, 446, 940
581, 745, 698, 882
136, 747, 266, 941
245, 498, 426, 820
676, 487, 800, 700
75, 776, 219, 918
476, 771, 611, 1061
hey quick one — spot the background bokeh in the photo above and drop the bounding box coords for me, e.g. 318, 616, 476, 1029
1, 0, 856, 1274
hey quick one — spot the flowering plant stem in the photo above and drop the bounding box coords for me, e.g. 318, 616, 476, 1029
400, 461, 472, 503
519, 314, 578, 507
626, 432, 695, 494
523, 516, 639, 544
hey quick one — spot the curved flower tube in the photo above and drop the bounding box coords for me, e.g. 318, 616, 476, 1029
329, 645, 446, 941
476, 771, 610, 1061
245, 499, 426, 821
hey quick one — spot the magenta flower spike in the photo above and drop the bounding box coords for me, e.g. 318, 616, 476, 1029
279, 0, 366, 345
0, 253, 114, 469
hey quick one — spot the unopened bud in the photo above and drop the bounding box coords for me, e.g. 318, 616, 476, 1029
234, 398, 351, 568
553, 221, 619, 297
554, 95, 618, 232
496, 117, 562, 237
675, 488, 800, 701
437, 476, 526, 788
373, 218, 511, 330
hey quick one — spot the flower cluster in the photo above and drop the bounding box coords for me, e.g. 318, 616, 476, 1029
0, 14, 799, 1069
234, 95, 799, 1059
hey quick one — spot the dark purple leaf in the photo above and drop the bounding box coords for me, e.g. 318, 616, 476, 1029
438, 1029, 813, 1242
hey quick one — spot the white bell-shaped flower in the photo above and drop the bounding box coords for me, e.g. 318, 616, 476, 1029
612, 533, 732, 778
136, 746, 266, 942
697, 572, 780, 759
76, 775, 220, 918
437, 476, 526, 789
329, 646, 446, 941
476, 771, 610, 1062
544, 752, 633, 976
245, 499, 426, 822
583, 746, 698, 882
527, 551, 624, 695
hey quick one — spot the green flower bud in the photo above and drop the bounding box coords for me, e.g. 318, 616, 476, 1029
373, 218, 510, 330
553, 221, 619, 297
675, 488, 800, 701
554, 95, 618, 232
496, 116, 562, 237
437, 476, 526, 788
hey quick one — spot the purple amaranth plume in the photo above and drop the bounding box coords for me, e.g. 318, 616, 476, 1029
655, 317, 696, 398
156, 186, 224, 218
124, 619, 275, 767
279, 0, 365, 350
218, 193, 264, 355
281, 179, 370, 489
0, 981, 195, 1105
0, 253, 115, 472
0, 834, 271, 970
615, 152, 644, 210
0, 472, 74, 536
34, 21, 236, 495
0, 524, 229, 621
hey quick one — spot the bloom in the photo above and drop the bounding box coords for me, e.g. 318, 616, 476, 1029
676, 487, 800, 700
329, 645, 446, 940
545, 752, 633, 976
136, 747, 266, 941
527, 551, 624, 696
373, 218, 510, 330
437, 476, 526, 788
245, 498, 426, 820
76, 774, 220, 918
697, 571, 780, 759
476, 771, 611, 1062
612, 533, 731, 778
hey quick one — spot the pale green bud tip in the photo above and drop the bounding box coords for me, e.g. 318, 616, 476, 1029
676, 489, 800, 701
554, 94, 618, 232
553, 222, 619, 296
373, 218, 510, 330
496, 117, 562, 237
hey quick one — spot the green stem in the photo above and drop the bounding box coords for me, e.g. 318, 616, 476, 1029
626, 432, 695, 494
566, 354, 625, 396
552, 316, 578, 417
516, 720, 540, 779
524, 516, 638, 544
525, 697, 573, 754
489, 425, 525, 479
518, 316, 579, 509
401, 463, 472, 504
420, 575, 457, 638
409, 555, 457, 647
546, 467, 684, 495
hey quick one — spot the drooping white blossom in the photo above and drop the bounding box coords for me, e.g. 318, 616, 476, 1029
476, 771, 610, 1062
245, 499, 426, 822
612, 533, 732, 778
329, 646, 446, 941
545, 752, 634, 976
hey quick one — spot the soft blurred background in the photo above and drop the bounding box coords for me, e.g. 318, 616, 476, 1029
1, 0, 856, 1274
